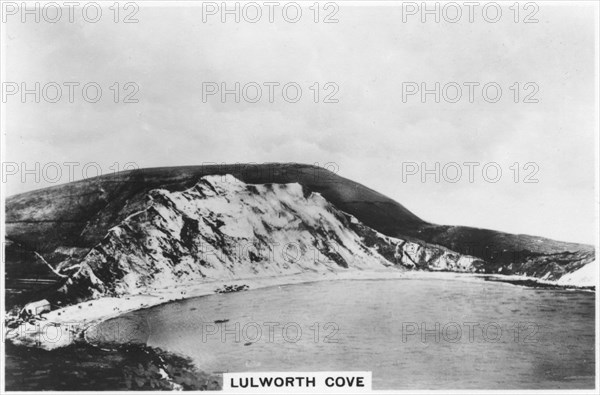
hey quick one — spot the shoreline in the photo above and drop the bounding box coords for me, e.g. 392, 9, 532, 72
4, 268, 595, 351
5, 269, 405, 350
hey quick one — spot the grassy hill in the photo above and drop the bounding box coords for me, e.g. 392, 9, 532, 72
4, 163, 594, 306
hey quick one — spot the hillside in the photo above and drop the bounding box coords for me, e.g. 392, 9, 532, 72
5, 164, 422, 254
4, 163, 595, 306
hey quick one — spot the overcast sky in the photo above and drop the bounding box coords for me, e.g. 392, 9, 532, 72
3, 2, 598, 244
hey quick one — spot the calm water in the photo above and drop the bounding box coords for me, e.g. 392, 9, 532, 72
92, 276, 596, 389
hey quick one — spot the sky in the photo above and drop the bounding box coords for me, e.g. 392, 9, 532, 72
2, 1, 598, 244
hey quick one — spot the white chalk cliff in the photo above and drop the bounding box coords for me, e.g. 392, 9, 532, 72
60, 175, 485, 299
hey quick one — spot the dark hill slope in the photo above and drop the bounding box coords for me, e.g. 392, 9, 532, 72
5, 163, 594, 270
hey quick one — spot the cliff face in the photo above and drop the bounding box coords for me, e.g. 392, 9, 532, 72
59, 176, 484, 301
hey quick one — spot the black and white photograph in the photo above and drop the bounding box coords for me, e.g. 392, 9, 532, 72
1, 1, 598, 392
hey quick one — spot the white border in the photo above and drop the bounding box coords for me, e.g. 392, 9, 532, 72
0, 1, 598, 394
